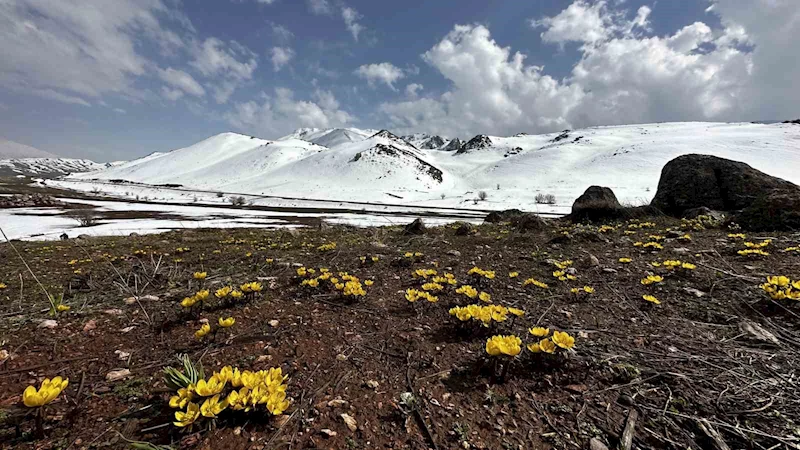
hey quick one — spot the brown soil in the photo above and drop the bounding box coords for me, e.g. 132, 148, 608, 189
1, 219, 799, 450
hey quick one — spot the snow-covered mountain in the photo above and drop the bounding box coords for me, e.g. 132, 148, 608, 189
0, 158, 108, 176
0, 138, 58, 159
278, 127, 379, 148
67, 122, 800, 211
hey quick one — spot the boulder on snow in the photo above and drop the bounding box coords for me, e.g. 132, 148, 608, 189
568, 186, 624, 222
403, 218, 426, 235
650, 154, 797, 216
484, 209, 524, 224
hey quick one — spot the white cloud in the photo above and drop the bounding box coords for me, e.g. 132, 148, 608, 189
270, 47, 295, 71
405, 83, 423, 98
342, 7, 364, 41
307, 0, 332, 15
114, 108, 127, 114
355, 63, 405, 90
224, 87, 354, 138
380, 1, 800, 138
158, 67, 206, 97
270, 22, 293, 41
0, 0, 191, 106
161, 87, 185, 101
190, 37, 258, 103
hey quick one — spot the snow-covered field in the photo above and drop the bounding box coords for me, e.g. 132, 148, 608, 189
0, 197, 485, 241
56, 122, 800, 214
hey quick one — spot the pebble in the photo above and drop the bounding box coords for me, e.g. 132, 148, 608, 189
83, 319, 97, 332
39, 319, 58, 329
268, 320, 279, 327
106, 368, 131, 382
340, 413, 357, 432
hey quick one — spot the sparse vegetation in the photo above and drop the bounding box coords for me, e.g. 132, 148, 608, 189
478, 190, 488, 201
229, 195, 246, 206
67, 209, 98, 227
535, 193, 556, 204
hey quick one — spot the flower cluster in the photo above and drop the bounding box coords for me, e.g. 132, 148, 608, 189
412, 268, 438, 279
449, 304, 523, 326
552, 270, 577, 282
680, 215, 719, 231
406, 288, 438, 303
760, 276, 800, 301
738, 249, 769, 257
485, 335, 522, 357
618, 257, 632, 264
403, 251, 424, 259
193, 272, 207, 281
468, 267, 496, 280
359, 255, 380, 264
527, 329, 575, 353
642, 294, 661, 304
658, 260, 696, 271
432, 273, 457, 285
640, 275, 664, 286
22, 377, 69, 407
598, 225, 616, 233
181, 290, 210, 309
634, 241, 664, 250
728, 233, 746, 240
317, 242, 337, 252
169, 366, 290, 429
570, 286, 595, 294
628, 221, 656, 230
523, 278, 549, 289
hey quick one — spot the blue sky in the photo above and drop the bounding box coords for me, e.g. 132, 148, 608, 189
0, 0, 796, 161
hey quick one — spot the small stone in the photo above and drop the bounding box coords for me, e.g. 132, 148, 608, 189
336, 353, 348, 361
602, 268, 618, 274
106, 368, 131, 382
39, 319, 58, 329
327, 398, 348, 408
103, 309, 124, 315
0, 349, 9, 362
618, 394, 635, 406
590, 437, 610, 450
123, 297, 136, 305
120, 326, 136, 333
672, 247, 691, 255
268, 320, 279, 327
682, 287, 705, 298
83, 319, 97, 332
320, 429, 337, 438
340, 413, 357, 432
255, 355, 271, 363
366, 380, 379, 389
114, 350, 131, 360
446, 250, 462, 257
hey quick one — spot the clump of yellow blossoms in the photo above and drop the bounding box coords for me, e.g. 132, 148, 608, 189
744, 239, 772, 249
413, 268, 437, 279
168, 366, 290, 429
640, 275, 664, 285
486, 335, 522, 357
421, 282, 444, 292
642, 294, 661, 305
619, 258, 632, 264
0, 282, 6, 289
317, 242, 337, 251
598, 225, 616, 233
552, 270, 577, 282
760, 276, 800, 301
468, 267, 496, 280
455, 284, 478, 299
406, 288, 438, 303
193, 272, 207, 281
527, 330, 575, 353
449, 304, 523, 326
553, 260, 573, 270
432, 273, 457, 285
523, 278, 549, 289
660, 260, 696, 271
570, 286, 595, 294
738, 249, 769, 257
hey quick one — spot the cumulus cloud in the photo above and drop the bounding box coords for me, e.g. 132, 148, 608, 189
354, 63, 405, 90
307, 0, 331, 15
190, 37, 258, 103
379, 0, 800, 138
270, 47, 295, 71
224, 87, 354, 137
405, 83, 424, 98
341, 7, 364, 41
158, 67, 205, 97
269, 22, 293, 42
0, 0, 191, 106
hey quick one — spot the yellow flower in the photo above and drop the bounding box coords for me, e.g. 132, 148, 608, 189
509, 271, 519, 278
618, 258, 631, 264
538, 338, 556, 354
22, 377, 69, 407
583, 286, 595, 294
200, 394, 229, 418
485, 335, 522, 357
195, 323, 211, 340
640, 275, 664, 285
478, 292, 491, 303
0, 282, 6, 289
215, 286, 232, 298
56, 304, 70, 312
174, 402, 200, 427
218, 317, 235, 328
642, 294, 661, 304
231, 290, 243, 299
552, 331, 575, 350
195, 290, 210, 302
767, 276, 791, 287
529, 327, 550, 337
266, 258, 274, 263
169, 386, 194, 409
181, 296, 197, 308
195, 376, 226, 397
680, 262, 696, 270
364, 280, 374, 286
523, 278, 549, 289
507, 307, 525, 317
527, 342, 542, 353
296, 267, 307, 276
193, 272, 207, 280
455, 285, 478, 299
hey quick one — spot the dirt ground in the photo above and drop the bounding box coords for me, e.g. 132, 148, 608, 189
1, 217, 799, 449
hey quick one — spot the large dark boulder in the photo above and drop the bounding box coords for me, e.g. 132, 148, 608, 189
568, 186, 624, 221
734, 189, 800, 231
484, 209, 525, 223
403, 218, 427, 235
650, 154, 796, 216
511, 213, 546, 232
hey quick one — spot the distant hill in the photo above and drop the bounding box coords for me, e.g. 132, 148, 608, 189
0, 138, 58, 159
